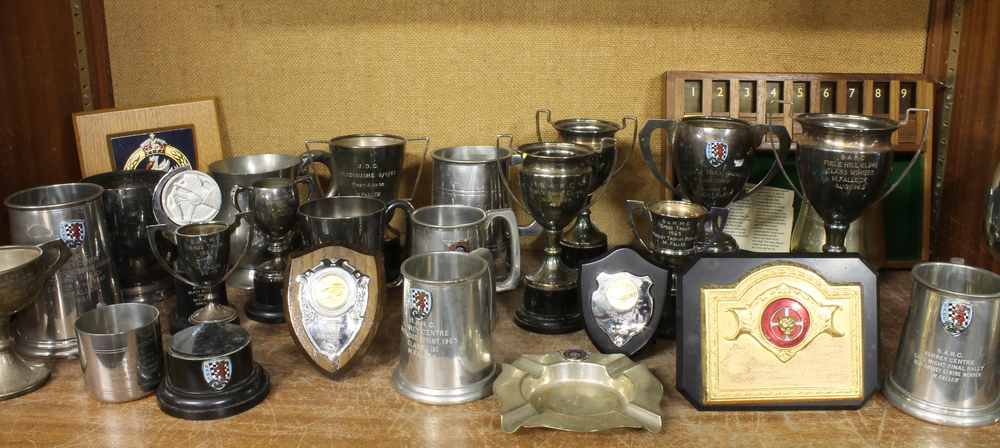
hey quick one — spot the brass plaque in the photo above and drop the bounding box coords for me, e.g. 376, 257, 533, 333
285, 243, 384, 379
701, 262, 863, 404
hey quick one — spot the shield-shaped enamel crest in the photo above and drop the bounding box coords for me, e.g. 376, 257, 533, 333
202, 358, 232, 391
59, 220, 85, 251
285, 242, 384, 379
705, 141, 728, 167
407, 288, 433, 321
941, 300, 973, 336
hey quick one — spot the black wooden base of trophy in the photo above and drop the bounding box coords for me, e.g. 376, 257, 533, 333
559, 241, 607, 271
383, 234, 402, 288
169, 280, 234, 335
246, 277, 286, 324
515, 286, 584, 334
157, 362, 270, 420
653, 269, 677, 340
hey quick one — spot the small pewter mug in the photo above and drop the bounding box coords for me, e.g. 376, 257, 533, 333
74, 303, 163, 403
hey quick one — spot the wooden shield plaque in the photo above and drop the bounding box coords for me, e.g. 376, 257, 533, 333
676, 253, 878, 410
285, 243, 385, 379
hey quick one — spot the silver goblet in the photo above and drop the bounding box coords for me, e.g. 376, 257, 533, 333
772, 104, 929, 253
639, 116, 791, 253
148, 213, 253, 325
232, 177, 314, 323
497, 135, 612, 334
536, 110, 637, 268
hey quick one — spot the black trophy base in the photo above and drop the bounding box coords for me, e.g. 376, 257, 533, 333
246, 276, 286, 324
559, 241, 608, 271
157, 362, 271, 421
515, 286, 584, 335
383, 234, 402, 289
653, 268, 677, 340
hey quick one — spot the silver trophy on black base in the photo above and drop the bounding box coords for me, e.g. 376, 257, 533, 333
497, 135, 613, 334
535, 110, 636, 269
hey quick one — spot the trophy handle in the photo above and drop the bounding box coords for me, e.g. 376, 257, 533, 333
609, 116, 639, 180
219, 212, 255, 283
294, 175, 316, 202
300, 143, 337, 198
767, 100, 809, 204
581, 137, 618, 212
147, 224, 198, 287
385, 199, 415, 288
874, 107, 931, 204
535, 109, 553, 142
230, 184, 251, 214
401, 137, 430, 202
494, 134, 536, 224
625, 200, 655, 253
701, 207, 730, 250
35, 238, 72, 282
737, 122, 792, 201
483, 208, 522, 292
639, 119, 686, 199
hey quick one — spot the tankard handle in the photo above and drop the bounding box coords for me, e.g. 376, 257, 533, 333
874, 108, 931, 204
639, 119, 686, 199
36, 239, 72, 284
483, 208, 522, 292
385, 199, 415, 288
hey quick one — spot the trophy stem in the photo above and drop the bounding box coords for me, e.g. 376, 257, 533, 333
0, 316, 50, 400
822, 222, 850, 253
188, 286, 239, 325
516, 230, 583, 334
559, 204, 608, 270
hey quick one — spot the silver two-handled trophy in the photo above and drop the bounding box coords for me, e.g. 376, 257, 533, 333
535, 110, 637, 268
496, 135, 613, 334
771, 103, 929, 253
627, 200, 725, 338
0, 240, 71, 400
232, 177, 314, 323
148, 213, 253, 325
639, 116, 791, 253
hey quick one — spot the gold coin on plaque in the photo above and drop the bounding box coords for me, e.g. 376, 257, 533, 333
606, 278, 640, 311
315, 274, 350, 310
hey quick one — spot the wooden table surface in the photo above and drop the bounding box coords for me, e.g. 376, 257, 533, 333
2, 263, 998, 447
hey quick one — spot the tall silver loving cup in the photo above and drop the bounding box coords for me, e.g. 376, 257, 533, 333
209, 153, 312, 289
5, 183, 121, 358
883, 262, 1000, 427
392, 249, 498, 405
639, 116, 791, 253
409, 204, 521, 292
431, 145, 517, 279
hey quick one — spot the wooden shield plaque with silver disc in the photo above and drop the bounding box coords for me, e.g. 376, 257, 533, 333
285, 243, 385, 379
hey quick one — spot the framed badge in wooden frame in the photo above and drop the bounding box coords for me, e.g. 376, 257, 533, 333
676, 253, 878, 410
72, 97, 224, 177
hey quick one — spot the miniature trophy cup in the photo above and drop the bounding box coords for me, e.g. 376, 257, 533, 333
639, 116, 791, 253
770, 103, 929, 253
497, 135, 612, 334
232, 177, 314, 323
535, 110, 637, 268
148, 213, 253, 325
0, 240, 71, 400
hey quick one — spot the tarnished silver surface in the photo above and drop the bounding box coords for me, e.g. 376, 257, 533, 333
627, 199, 725, 265
305, 134, 429, 202
431, 145, 515, 279
5, 183, 121, 358
209, 154, 309, 289
639, 116, 791, 253
884, 262, 1000, 427
591, 272, 654, 348
409, 204, 521, 292
494, 350, 663, 432
392, 250, 497, 405
0, 241, 71, 400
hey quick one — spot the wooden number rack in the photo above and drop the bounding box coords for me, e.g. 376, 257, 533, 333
662, 71, 936, 268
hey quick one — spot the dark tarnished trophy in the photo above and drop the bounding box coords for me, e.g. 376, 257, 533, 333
639, 116, 791, 253
771, 102, 929, 253
535, 110, 637, 268
0, 240, 71, 400
303, 134, 429, 285
497, 135, 613, 334
232, 177, 314, 323
148, 213, 253, 325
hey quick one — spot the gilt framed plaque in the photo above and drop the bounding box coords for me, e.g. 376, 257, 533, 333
285, 243, 385, 379
676, 253, 877, 410
579, 246, 667, 356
